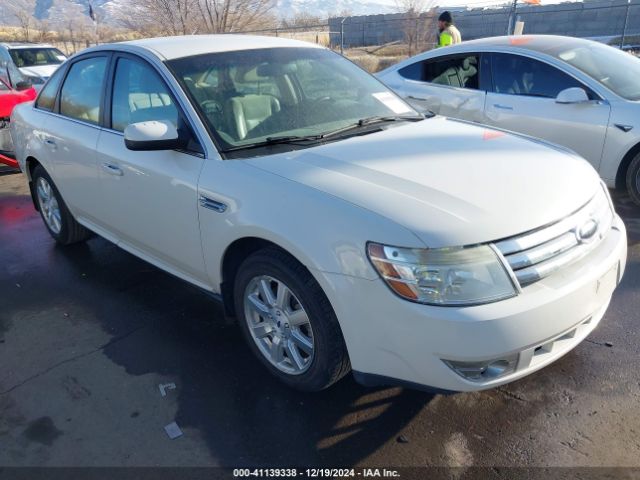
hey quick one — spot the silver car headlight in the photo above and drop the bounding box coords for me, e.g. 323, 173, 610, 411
367, 243, 517, 306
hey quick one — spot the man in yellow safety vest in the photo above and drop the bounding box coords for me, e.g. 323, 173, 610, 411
437, 11, 462, 48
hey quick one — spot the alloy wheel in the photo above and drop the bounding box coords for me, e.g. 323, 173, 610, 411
243, 275, 315, 375
36, 177, 62, 234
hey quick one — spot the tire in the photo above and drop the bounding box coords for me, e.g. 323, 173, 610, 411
32, 164, 91, 245
626, 153, 640, 206
233, 246, 351, 391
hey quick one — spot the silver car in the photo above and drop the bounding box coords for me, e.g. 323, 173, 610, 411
378, 35, 640, 205
0, 43, 67, 91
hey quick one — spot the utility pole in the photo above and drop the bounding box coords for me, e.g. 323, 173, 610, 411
621, 0, 632, 50
340, 17, 348, 55
89, 1, 98, 45
507, 0, 518, 35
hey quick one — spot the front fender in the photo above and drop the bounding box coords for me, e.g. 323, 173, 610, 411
197, 159, 424, 290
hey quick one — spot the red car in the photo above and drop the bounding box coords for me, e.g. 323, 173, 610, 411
0, 77, 36, 170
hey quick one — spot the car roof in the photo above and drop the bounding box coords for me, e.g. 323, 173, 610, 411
439, 34, 601, 55
0, 43, 57, 49
91, 35, 324, 61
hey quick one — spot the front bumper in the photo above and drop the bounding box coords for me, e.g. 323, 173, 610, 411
316, 215, 627, 392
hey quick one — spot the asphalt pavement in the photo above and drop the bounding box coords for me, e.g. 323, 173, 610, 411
1, 171, 639, 469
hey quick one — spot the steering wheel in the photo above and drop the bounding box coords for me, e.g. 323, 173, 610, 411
201, 99, 223, 115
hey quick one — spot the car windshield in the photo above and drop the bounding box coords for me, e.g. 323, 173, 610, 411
9, 48, 66, 68
167, 47, 420, 155
545, 42, 640, 100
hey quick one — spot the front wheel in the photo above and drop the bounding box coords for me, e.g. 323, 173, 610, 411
233, 247, 350, 391
626, 153, 640, 206
32, 165, 91, 245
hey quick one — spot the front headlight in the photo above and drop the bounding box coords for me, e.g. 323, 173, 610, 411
367, 243, 517, 306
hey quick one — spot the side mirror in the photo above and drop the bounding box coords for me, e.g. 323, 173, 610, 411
15, 80, 32, 91
124, 120, 185, 151
556, 87, 590, 104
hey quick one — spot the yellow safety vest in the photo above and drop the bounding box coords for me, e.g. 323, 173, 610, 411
438, 25, 462, 48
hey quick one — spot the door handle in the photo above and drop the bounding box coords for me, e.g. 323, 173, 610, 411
493, 104, 514, 110
408, 95, 428, 102
102, 163, 123, 176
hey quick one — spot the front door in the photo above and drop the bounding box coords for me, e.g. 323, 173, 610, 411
484, 53, 610, 169
94, 54, 208, 285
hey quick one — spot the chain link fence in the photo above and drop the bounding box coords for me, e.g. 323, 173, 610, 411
329, 0, 640, 51
231, 0, 640, 71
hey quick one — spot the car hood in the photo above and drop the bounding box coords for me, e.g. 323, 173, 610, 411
245, 117, 601, 248
19, 64, 59, 79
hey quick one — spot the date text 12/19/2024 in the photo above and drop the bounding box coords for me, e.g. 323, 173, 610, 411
233, 469, 401, 478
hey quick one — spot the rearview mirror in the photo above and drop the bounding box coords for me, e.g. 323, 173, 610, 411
555, 87, 590, 104
15, 80, 32, 91
124, 120, 184, 151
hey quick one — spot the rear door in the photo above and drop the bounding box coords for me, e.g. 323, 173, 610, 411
484, 52, 611, 168
39, 54, 110, 226
391, 53, 487, 123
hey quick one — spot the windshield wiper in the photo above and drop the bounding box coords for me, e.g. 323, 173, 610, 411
220, 114, 425, 153
320, 114, 426, 139
221, 134, 324, 152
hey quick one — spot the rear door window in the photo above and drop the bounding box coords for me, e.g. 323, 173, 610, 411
35, 67, 65, 112
399, 55, 480, 90
59, 56, 107, 125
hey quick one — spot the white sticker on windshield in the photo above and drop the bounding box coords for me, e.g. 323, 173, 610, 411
372, 92, 413, 114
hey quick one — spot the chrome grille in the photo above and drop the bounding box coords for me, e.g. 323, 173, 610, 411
494, 186, 614, 287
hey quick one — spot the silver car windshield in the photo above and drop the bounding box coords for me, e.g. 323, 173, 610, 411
548, 43, 640, 101
167, 47, 420, 153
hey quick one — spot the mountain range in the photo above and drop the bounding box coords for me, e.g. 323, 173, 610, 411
0, 0, 398, 27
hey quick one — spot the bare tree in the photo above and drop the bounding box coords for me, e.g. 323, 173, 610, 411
117, 0, 199, 36
197, 0, 276, 33
280, 12, 325, 29
9, 0, 37, 42
119, 0, 276, 36
34, 19, 52, 43
395, 0, 433, 15
48, 0, 92, 54
395, 0, 436, 54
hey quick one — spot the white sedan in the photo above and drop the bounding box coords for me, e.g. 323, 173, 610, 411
11, 35, 627, 392
378, 35, 640, 206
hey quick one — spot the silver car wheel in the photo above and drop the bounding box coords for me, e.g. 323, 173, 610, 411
36, 177, 62, 234
243, 275, 315, 375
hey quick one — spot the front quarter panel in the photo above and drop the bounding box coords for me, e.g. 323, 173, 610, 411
600, 100, 640, 187
197, 159, 425, 289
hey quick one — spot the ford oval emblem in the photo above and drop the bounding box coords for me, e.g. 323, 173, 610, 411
576, 219, 599, 243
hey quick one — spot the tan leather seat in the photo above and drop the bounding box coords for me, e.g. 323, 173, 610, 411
433, 67, 462, 87
226, 94, 281, 140
459, 57, 478, 88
